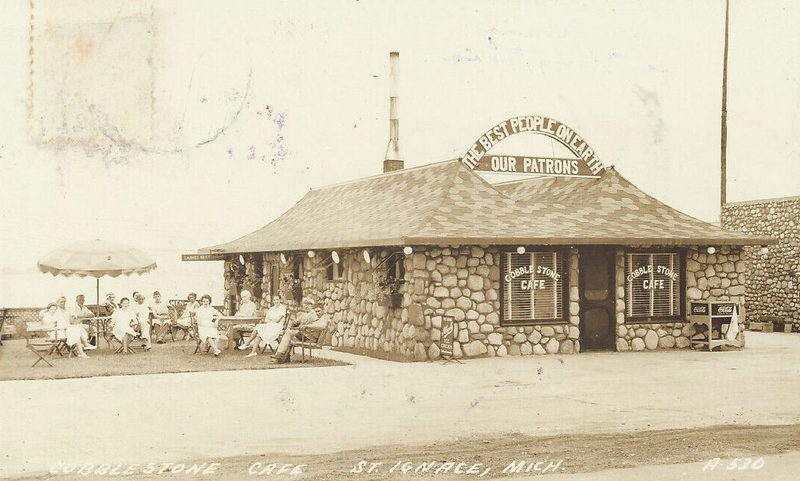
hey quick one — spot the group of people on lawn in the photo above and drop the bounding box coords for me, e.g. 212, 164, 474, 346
37, 289, 329, 363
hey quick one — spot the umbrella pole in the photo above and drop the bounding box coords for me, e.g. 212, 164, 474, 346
96, 278, 100, 316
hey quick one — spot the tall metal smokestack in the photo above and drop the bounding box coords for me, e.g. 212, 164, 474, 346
383, 52, 403, 172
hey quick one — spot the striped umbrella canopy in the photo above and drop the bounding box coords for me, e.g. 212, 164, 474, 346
37, 240, 157, 313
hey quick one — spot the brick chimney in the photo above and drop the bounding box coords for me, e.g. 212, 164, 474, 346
383, 52, 403, 172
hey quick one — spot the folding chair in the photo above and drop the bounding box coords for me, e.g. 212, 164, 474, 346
25, 326, 60, 367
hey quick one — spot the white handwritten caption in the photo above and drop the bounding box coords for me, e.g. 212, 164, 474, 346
351, 459, 564, 476
48, 462, 307, 476
702, 457, 765, 472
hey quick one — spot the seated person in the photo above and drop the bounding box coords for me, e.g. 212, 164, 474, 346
132, 292, 152, 350
272, 302, 330, 363
66, 314, 97, 358
36, 302, 58, 339
104, 292, 117, 316
195, 294, 224, 356
110, 297, 138, 353
54, 295, 71, 341
175, 292, 200, 338
150, 291, 172, 344
71, 294, 98, 346
238, 294, 287, 357
226, 290, 259, 350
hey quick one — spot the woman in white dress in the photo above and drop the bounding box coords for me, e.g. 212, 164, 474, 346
195, 294, 224, 356
111, 297, 138, 353
238, 294, 287, 357
175, 292, 200, 339
38, 302, 59, 340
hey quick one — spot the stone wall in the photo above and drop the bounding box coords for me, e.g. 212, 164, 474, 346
614, 246, 746, 351
219, 244, 748, 360
722, 197, 799, 327
407, 246, 580, 359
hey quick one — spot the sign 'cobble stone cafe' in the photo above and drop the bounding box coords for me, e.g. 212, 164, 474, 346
188, 112, 774, 361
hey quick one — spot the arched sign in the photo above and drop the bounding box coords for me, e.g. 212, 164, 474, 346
461, 115, 605, 177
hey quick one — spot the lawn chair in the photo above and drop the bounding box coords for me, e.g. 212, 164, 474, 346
258, 308, 294, 355
290, 330, 324, 363
170, 303, 193, 341
192, 315, 229, 355
24, 325, 61, 367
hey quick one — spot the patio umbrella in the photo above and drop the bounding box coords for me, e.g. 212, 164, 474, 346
37, 239, 157, 313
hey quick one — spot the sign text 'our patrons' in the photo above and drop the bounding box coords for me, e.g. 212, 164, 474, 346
461, 115, 605, 176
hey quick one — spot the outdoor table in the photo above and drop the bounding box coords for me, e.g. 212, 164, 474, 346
83, 316, 114, 349
214, 316, 262, 349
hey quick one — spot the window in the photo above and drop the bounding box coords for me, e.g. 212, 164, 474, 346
388, 254, 405, 280
292, 257, 304, 280
326, 260, 345, 281
625, 252, 683, 320
502, 251, 566, 324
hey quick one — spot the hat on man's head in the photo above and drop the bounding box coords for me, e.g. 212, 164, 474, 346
302, 297, 315, 305
241, 290, 252, 298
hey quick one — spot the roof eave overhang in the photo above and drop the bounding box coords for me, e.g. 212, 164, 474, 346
402, 236, 777, 247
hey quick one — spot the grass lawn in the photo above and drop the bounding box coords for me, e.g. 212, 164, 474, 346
0, 338, 347, 381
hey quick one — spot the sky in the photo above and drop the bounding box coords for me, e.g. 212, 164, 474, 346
0, 0, 798, 304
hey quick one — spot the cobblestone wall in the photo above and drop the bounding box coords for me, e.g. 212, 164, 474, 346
615, 246, 746, 351
722, 197, 799, 327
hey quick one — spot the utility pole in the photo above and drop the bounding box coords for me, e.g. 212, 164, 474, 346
720, 0, 730, 207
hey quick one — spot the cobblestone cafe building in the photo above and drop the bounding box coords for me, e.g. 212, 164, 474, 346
196, 116, 774, 360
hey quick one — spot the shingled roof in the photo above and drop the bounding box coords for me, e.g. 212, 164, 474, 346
202, 160, 773, 254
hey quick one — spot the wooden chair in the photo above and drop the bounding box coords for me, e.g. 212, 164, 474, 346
191, 315, 228, 354
290, 330, 324, 363
258, 308, 294, 355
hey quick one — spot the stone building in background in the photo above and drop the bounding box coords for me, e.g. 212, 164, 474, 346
193, 160, 773, 360
722, 196, 800, 329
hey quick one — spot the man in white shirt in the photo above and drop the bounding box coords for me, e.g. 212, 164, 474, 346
226, 290, 259, 350
70, 294, 97, 346
132, 292, 152, 349
238, 294, 287, 356
150, 291, 172, 344
272, 303, 329, 363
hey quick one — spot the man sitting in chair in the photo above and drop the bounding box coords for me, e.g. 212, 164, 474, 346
71, 294, 98, 346
271, 301, 329, 364
238, 294, 286, 357
66, 314, 96, 358
225, 290, 258, 350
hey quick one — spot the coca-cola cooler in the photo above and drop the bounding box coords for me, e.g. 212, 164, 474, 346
688, 301, 743, 351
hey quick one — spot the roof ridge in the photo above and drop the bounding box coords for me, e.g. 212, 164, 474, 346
310, 159, 460, 191
405, 161, 466, 242
406, 162, 521, 240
